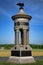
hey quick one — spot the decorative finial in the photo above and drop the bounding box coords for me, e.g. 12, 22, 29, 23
16, 3, 24, 9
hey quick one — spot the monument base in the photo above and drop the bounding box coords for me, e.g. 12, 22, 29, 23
8, 45, 35, 63
9, 56, 35, 63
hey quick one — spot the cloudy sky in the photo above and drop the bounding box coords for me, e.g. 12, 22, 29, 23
0, 0, 43, 44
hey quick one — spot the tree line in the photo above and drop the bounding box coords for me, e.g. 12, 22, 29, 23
30, 44, 43, 49
0, 44, 43, 49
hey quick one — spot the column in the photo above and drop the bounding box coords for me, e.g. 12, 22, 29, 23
24, 30, 29, 45
28, 26, 29, 44
27, 30, 29, 44
21, 30, 23, 45
15, 29, 19, 45
23, 29, 27, 45
26, 30, 28, 45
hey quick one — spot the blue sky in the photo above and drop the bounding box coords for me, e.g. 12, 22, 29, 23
0, 0, 43, 44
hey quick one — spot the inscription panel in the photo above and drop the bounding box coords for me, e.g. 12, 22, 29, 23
11, 50, 32, 56
11, 51, 20, 56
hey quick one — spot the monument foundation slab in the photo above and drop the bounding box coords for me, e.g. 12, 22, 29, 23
9, 56, 35, 63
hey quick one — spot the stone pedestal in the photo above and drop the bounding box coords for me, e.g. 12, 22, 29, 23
9, 45, 35, 63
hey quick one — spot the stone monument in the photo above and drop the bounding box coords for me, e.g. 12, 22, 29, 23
9, 3, 35, 63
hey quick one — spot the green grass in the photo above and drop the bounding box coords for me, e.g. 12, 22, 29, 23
32, 49, 43, 52
0, 60, 43, 65
0, 50, 10, 52
0, 48, 43, 51
0, 49, 43, 52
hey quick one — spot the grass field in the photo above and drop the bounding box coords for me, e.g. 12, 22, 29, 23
0, 50, 10, 57
0, 60, 43, 65
0, 49, 43, 57
32, 49, 43, 56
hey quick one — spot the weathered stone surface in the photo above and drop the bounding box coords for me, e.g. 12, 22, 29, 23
9, 56, 35, 63
11, 45, 32, 57
11, 45, 32, 51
